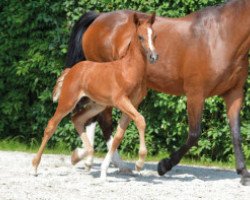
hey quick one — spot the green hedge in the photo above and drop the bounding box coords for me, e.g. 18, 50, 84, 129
0, 0, 249, 162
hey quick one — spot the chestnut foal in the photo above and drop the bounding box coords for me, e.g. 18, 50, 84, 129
32, 13, 158, 179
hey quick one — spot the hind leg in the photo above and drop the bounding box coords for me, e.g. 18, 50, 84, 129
72, 102, 105, 170
223, 87, 250, 186
32, 101, 78, 175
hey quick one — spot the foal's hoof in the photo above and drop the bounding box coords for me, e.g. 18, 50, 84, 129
240, 174, 250, 186
157, 158, 172, 176
71, 150, 82, 165
135, 161, 143, 172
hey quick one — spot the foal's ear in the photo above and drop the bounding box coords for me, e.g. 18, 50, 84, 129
133, 13, 140, 27
148, 13, 156, 25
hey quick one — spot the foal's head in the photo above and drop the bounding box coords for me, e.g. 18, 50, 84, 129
134, 13, 158, 64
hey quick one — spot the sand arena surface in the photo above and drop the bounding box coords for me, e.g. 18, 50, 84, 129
0, 151, 249, 200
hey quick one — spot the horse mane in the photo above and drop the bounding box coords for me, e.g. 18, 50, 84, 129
65, 11, 99, 68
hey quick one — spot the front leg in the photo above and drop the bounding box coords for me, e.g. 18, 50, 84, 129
100, 114, 131, 180
97, 108, 131, 172
223, 88, 250, 186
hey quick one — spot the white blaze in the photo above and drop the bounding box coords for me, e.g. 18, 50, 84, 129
147, 27, 155, 51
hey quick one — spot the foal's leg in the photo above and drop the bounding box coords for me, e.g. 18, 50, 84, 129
98, 108, 130, 172
223, 88, 250, 186
71, 108, 130, 172
101, 97, 147, 180
32, 98, 78, 175
72, 103, 105, 170
100, 113, 131, 180
71, 119, 97, 165
158, 94, 204, 176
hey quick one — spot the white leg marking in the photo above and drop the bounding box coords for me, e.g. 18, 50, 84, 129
76, 147, 87, 159
106, 136, 125, 169
100, 152, 113, 180
86, 122, 97, 146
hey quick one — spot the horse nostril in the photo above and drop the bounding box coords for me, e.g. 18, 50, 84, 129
152, 53, 158, 61
154, 54, 159, 60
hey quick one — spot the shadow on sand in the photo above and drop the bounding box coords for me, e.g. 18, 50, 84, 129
77, 160, 239, 184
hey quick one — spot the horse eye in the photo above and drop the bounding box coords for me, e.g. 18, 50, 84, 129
138, 35, 144, 41
153, 35, 157, 40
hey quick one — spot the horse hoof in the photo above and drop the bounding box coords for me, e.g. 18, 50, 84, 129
240, 174, 250, 186
157, 158, 172, 176
135, 161, 143, 172
71, 150, 82, 165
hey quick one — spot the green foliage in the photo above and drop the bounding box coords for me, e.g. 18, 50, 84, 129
0, 0, 249, 164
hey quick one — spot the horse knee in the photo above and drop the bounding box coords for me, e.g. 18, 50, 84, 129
135, 115, 146, 131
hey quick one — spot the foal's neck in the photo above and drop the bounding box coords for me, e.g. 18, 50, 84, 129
126, 31, 147, 68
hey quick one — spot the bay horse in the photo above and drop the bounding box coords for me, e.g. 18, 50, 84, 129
66, 0, 250, 185
32, 13, 158, 179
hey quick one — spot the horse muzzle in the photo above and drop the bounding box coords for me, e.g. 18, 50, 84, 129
148, 52, 159, 64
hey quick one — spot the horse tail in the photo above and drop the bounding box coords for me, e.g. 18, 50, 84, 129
65, 11, 99, 68
52, 68, 70, 102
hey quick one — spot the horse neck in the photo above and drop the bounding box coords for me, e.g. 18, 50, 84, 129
124, 32, 147, 75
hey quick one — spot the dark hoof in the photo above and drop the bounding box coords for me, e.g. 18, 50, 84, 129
240, 174, 250, 186
157, 158, 172, 176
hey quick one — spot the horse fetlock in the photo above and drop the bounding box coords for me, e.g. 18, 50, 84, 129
32, 156, 40, 168
135, 160, 144, 171
71, 148, 86, 165
139, 148, 147, 158
85, 155, 93, 167
32, 157, 40, 176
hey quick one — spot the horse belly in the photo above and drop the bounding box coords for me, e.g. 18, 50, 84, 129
208, 64, 248, 96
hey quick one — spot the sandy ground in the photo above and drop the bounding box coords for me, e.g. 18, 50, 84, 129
0, 151, 249, 200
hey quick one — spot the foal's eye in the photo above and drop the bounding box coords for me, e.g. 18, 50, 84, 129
153, 35, 157, 40
138, 35, 144, 41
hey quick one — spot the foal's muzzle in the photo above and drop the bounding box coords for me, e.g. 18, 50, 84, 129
148, 52, 159, 64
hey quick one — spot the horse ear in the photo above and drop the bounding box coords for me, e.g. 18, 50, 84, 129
148, 13, 156, 25
133, 13, 140, 27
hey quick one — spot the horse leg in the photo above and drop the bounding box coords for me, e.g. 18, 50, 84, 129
98, 107, 130, 172
158, 94, 204, 176
223, 88, 250, 186
71, 117, 96, 165
100, 113, 131, 180
72, 103, 105, 170
32, 98, 79, 175
115, 97, 147, 170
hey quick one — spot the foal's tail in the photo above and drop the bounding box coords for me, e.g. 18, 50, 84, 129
52, 69, 70, 102
65, 11, 99, 68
